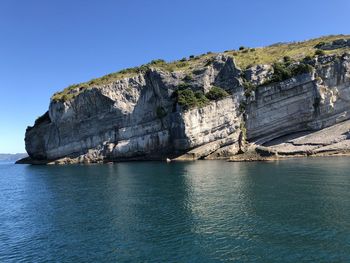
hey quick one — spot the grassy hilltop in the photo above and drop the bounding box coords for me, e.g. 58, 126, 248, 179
52, 35, 350, 102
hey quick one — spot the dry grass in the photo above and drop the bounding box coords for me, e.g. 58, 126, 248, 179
230, 35, 350, 69
52, 35, 350, 102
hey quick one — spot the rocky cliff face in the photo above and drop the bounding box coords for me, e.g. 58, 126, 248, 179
246, 53, 350, 142
22, 37, 350, 164
24, 55, 244, 163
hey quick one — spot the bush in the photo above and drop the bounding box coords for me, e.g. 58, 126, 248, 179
176, 89, 198, 109
60, 94, 73, 101
189, 55, 195, 59
174, 89, 210, 110
239, 46, 245, 50
150, 59, 166, 65
264, 61, 314, 85
269, 62, 293, 83
205, 86, 229, 100
174, 86, 228, 110
291, 63, 314, 76
315, 49, 326, 56
180, 57, 187, 62
194, 91, 209, 107
177, 83, 191, 90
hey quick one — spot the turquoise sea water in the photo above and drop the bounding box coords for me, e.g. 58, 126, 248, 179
0, 158, 350, 262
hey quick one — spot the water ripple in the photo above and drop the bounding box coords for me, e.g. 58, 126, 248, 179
0, 159, 350, 262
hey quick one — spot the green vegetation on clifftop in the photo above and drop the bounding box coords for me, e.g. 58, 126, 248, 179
52, 35, 350, 102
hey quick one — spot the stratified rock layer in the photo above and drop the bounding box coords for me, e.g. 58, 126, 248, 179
24, 55, 244, 163
22, 47, 350, 164
246, 53, 350, 143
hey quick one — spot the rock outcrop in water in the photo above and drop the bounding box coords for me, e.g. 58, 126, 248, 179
19, 36, 350, 164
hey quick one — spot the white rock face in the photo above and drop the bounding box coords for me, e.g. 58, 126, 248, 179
246, 74, 316, 142
172, 97, 241, 150
24, 52, 350, 163
25, 55, 244, 162
246, 54, 350, 144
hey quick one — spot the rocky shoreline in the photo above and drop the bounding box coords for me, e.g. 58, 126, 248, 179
17, 119, 350, 164
16, 148, 350, 165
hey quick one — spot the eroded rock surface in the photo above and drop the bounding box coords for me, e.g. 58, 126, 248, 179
266, 120, 350, 155
21, 48, 350, 164
24, 55, 245, 163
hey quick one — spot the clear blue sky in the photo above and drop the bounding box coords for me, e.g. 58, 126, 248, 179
0, 0, 349, 153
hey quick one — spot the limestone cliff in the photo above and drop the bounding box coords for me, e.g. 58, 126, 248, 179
19, 35, 350, 164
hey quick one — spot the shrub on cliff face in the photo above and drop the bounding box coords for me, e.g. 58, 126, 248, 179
291, 63, 314, 76
194, 91, 209, 107
266, 61, 314, 85
177, 83, 192, 90
175, 86, 228, 110
174, 89, 210, 110
269, 62, 293, 83
205, 86, 229, 100
149, 59, 166, 65
176, 89, 198, 109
